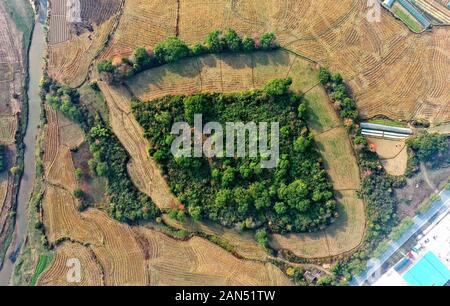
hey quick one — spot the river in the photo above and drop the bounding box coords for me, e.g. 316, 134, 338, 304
0, 0, 47, 285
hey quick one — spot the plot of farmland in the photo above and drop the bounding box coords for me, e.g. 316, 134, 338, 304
128, 50, 318, 100
47, 0, 121, 87
38, 242, 104, 286
0, 115, 17, 143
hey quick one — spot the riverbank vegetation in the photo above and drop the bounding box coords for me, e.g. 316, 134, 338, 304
0, 145, 6, 172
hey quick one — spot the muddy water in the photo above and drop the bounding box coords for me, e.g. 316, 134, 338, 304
0, 0, 47, 285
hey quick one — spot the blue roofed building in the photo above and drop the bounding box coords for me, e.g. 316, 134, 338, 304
403, 251, 450, 286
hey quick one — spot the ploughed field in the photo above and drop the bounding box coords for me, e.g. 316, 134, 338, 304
37, 94, 291, 285
48, 0, 450, 123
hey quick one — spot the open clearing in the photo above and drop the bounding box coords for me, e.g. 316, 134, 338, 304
367, 137, 408, 176
124, 50, 365, 259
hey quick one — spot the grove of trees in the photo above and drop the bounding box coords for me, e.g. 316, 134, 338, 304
406, 132, 449, 170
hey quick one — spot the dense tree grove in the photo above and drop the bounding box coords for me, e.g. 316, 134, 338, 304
406, 132, 449, 170
98, 29, 279, 83
87, 120, 160, 223
319, 68, 400, 283
133, 78, 337, 233
0, 145, 6, 172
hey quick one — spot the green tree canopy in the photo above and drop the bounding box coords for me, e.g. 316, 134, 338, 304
205, 30, 225, 53
264, 77, 292, 96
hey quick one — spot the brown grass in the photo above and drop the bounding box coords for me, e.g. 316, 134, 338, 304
98, 82, 179, 210
0, 177, 7, 213
0, 115, 17, 143
314, 128, 361, 191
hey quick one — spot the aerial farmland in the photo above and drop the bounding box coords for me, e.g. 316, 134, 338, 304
0, 0, 448, 292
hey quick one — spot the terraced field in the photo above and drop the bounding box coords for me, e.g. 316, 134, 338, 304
124, 50, 365, 259
47, 0, 122, 87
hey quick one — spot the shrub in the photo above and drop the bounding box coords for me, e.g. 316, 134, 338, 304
205, 30, 225, 53
223, 28, 242, 52
97, 60, 115, 73
242, 37, 256, 52
264, 78, 292, 96
260, 32, 277, 49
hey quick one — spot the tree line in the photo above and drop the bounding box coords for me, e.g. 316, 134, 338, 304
132, 78, 337, 235
97, 29, 279, 83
